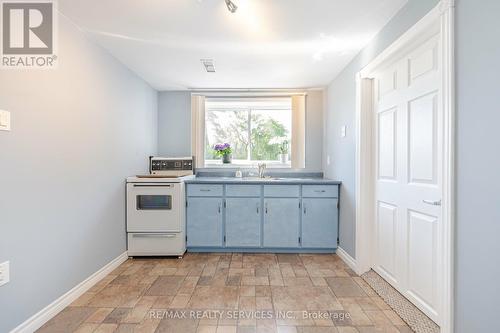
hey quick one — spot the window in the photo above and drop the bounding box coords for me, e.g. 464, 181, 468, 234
191, 94, 305, 168
204, 98, 292, 166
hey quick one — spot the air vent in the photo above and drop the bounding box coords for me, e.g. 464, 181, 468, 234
201, 59, 216, 73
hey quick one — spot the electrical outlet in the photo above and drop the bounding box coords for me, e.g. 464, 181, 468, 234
0, 261, 10, 286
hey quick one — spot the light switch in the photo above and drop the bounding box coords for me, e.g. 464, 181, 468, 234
0, 110, 11, 131
341, 125, 346, 138
0, 261, 9, 286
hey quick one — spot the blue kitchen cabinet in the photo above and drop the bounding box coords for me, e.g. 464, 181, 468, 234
185, 182, 340, 252
225, 197, 261, 247
301, 198, 338, 248
263, 198, 300, 248
186, 197, 223, 247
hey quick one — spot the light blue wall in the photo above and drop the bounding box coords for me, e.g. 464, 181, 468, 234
324, 0, 439, 258
455, 0, 500, 331
158, 91, 192, 157
0, 15, 158, 332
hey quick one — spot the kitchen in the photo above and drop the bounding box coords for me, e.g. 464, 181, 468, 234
127, 155, 340, 256
1, 1, 498, 333
127, 90, 337, 258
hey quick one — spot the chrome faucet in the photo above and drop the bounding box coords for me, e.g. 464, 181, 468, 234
257, 163, 267, 178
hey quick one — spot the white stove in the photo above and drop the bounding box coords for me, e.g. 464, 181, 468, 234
126, 157, 193, 257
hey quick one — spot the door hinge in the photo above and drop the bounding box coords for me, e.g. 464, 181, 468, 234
337, 201, 339, 209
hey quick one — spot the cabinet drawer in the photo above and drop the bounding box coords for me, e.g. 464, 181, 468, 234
127, 233, 185, 256
187, 184, 223, 197
264, 185, 300, 197
226, 184, 261, 197
302, 185, 338, 198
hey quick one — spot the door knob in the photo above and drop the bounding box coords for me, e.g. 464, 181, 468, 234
423, 199, 441, 206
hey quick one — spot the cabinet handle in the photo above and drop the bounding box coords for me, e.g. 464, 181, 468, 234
133, 184, 172, 188
314, 190, 326, 193
303, 203, 307, 214
133, 234, 176, 238
200, 189, 211, 192
265, 202, 268, 214
218, 203, 221, 214
256, 203, 259, 214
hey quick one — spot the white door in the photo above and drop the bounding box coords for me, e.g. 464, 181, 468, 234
373, 34, 442, 324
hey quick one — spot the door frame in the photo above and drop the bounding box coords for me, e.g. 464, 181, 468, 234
354, 1, 455, 332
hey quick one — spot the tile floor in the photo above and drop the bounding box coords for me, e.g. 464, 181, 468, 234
37, 253, 412, 333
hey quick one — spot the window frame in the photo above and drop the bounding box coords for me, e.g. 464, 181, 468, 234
204, 100, 292, 168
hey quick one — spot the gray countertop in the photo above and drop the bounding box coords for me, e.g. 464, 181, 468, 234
183, 176, 341, 185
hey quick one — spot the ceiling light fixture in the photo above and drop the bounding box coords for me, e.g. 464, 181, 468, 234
225, 0, 238, 13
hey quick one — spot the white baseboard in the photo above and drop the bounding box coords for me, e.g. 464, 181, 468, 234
11, 251, 128, 333
336, 247, 357, 272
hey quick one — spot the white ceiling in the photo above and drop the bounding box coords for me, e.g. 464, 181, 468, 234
59, 0, 407, 90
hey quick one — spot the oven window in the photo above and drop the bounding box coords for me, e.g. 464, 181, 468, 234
136, 195, 172, 210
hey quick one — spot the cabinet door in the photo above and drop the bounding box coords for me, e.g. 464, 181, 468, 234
263, 198, 300, 248
187, 197, 223, 247
226, 198, 261, 247
302, 198, 338, 248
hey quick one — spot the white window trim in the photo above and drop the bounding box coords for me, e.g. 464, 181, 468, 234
190, 95, 205, 168
291, 95, 306, 169
204, 160, 291, 168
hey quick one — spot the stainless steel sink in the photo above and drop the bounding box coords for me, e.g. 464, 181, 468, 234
244, 177, 287, 180
212, 176, 317, 181
245, 177, 314, 181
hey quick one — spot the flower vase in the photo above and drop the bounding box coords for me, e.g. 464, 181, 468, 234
222, 154, 232, 164
279, 153, 288, 164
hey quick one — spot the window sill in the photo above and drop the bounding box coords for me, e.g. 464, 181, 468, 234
204, 161, 292, 169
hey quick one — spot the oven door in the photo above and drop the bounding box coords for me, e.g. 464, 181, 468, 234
127, 183, 181, 232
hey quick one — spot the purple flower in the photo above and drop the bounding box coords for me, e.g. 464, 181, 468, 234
213, 143, 232, 157
214, 143, 231, 151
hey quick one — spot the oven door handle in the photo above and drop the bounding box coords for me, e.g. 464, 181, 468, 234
132, 233, 177, 238
133, 184, 173, 187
